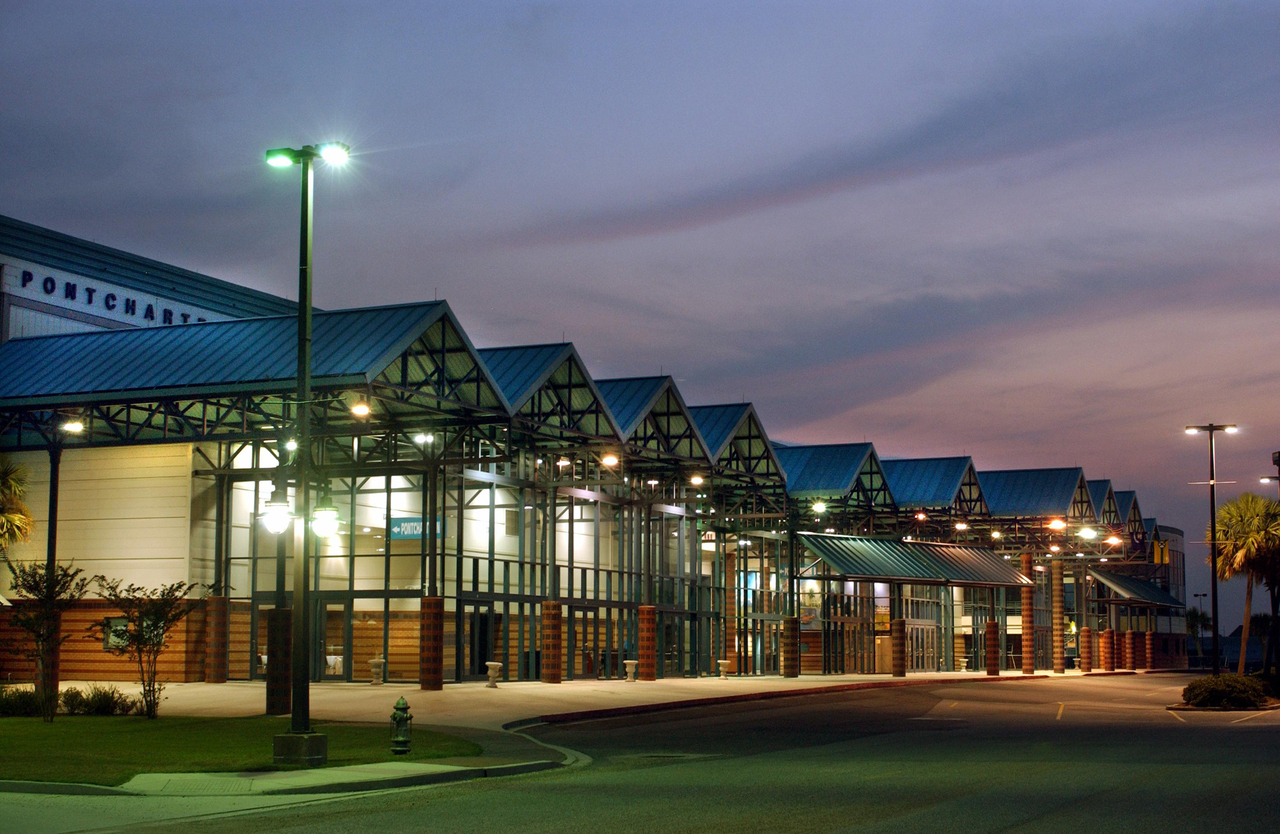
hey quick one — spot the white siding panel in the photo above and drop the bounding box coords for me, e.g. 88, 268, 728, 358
3, 445, 194, 594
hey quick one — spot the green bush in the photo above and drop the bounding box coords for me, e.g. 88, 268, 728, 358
1182, 674, 1268, 709
0, 686, 42, 717
82, 684, 139, 716
60, 687, 88, 716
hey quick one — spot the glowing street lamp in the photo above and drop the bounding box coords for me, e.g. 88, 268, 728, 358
266, 139, 350, 742
1184, 422, 1237, 675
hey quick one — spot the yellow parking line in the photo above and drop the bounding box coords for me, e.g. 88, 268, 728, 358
950, 701, 959, 708
1232, 711, 1267, 724
1056, 702, 1065, 720
1169, 710, 1187, 723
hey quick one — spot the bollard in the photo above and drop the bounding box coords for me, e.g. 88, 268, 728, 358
485, 661, 503, 688
369, 656, 385, 684
624, 659, 638, 682
717, 659, 730, 680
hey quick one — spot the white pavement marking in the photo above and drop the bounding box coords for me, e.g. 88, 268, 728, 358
1168, 710, 1187, 722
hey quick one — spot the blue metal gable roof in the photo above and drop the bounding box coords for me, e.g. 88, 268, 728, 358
594, 376, 669, 438
476, 343, 573, 410
774, 443, 874, 496
1, 213, 296, 318
688, 403, 750, 459
1086, 479, 1113, 521
881, 457, 972, 510
0, 301, 448, 406
978, 467, 1084, 518
1113, 490, 1139, 523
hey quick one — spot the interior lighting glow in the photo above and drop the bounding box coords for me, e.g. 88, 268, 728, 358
1049, 545, 1061, 552
61, 420, 84, 434
285, 439, 298, 451
646, 479, 659, 486
990, 530, 1002, 539
1078, 528, 1097, 540
1075, 552, 1085, 557
1048, 519, 1067, 531
812, 501, 827, 515
690, 474, 704, 485
915, 512, 927, 521
954, 522, 968, 531
602, 454, 619, 467
361, 527, 371, 533
1100, 557, 1109, 562
351, 402, 371, 417
824, 527, 835, 533
556, 458, 571, 468
1105, 535, 1122, 546
413, 433, 428, 445
701, 542, 716, 552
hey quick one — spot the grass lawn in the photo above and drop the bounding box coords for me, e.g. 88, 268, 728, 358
0, 716, 481, 786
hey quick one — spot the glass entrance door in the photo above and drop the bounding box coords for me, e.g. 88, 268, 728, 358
315, 599, 350, 681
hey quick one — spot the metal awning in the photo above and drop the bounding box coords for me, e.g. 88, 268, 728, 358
1089, 569, 1184, 608
798, 533, 1030, 587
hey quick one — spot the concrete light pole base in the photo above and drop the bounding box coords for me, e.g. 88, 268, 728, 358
274, 732, 328, 766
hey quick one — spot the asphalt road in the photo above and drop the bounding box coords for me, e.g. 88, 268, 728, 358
12, 674, 1280, 833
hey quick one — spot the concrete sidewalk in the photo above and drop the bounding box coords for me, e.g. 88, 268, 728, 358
60, 670, 1067, 730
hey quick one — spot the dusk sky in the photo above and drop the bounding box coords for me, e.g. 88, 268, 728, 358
4, 1, 1279, 628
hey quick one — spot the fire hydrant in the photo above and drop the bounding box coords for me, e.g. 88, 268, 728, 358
390, 696, 413, 755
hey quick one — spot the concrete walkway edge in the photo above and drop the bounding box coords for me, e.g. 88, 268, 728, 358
513, 673, 1051, 728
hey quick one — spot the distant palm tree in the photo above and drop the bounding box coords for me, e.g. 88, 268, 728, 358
0, 458, 33, 556
1186, 606, 1208, 663
1208, 493, 1280, 674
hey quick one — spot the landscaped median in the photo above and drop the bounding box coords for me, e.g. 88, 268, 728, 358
0, 715, 489, 790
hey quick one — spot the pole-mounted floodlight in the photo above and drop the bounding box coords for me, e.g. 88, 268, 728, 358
1185, 422, 1237, 676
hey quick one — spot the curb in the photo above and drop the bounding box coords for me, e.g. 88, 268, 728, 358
523, 674, 1051, 727
1166, 702, 1280, 713
262, 759, 561, 795
1083, 671, 1137, 677
0, 760, 562, 798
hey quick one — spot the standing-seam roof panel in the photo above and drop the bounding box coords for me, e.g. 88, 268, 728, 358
594, 376, 669, 438
798, 533, 1029, 586
475, 343, 571, 409
881, 457, 972, 509
688, 403, 750, 459
977, 468, 1083, 518
1086, 479, 1114, 521
0, 302, 445, 403
774, 443, 873, 496
1090, 569, 1184, 607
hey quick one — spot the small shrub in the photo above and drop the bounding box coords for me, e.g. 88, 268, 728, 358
1182, 674, 1268, 709
83, 684, 139, 716
60, 687, 88, 715
0, 685, 42, 717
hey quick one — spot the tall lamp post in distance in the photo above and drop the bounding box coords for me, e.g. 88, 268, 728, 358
265, 141, 350, 765
1184, 423, 1237, 676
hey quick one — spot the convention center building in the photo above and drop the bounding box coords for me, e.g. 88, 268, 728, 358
0, 214, 1188, 698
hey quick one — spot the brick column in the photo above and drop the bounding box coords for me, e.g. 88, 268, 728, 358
419, 596, 444, 691
1079, 625, 1093, 673
1101, 629, 1115, 671
265, 607, 291, 714
1051, 560, 1065, 674
541, 601, 563, 684
781, 616, 800, 677
1134, 630, 1147, 670
203, 596, 228, 684
1122, 630, 1135, 670
723, 553, 738, 674
890, 618, 907, 677
985, 620, 1000, 676
1145, 630, 1157, 670
638, 605, 657, 681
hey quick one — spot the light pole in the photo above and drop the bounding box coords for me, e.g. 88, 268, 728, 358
1185, 423, 1237, 675
265, 141, 349, 759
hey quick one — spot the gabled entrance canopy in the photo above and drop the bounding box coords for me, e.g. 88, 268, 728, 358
881, 456, 986, 515
977, 467, 1096, 523
1113, 490, 1146, 544
798, 533, 1029, 587
594, 376, 710, 463
774, 442, 894, 512
477, 343, 622, 442
0, 301, 507, 450
1087, 479, 1121, 526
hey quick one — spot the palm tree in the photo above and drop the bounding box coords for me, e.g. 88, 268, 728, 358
0, 458, 33, 557
1208, 493, 1280, 674
1186, 606, 1208, 665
